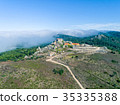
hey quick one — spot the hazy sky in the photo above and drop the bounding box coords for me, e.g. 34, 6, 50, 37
0, 0, 120, 31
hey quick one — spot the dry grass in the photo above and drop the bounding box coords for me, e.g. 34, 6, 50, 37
56, 53, 120, 89
0, 59, 80, 89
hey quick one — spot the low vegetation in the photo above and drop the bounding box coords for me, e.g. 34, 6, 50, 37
0, 43, 49, 62
0, 59, 79, 89
0, 31, 120, 89
111, 60, 118, 63
0, 48, 36, 62
55, 52, 120, 89
53, 69, 64, 75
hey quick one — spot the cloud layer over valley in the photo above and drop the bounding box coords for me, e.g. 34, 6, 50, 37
0, 30, 56, 52
0, 24, 119, 53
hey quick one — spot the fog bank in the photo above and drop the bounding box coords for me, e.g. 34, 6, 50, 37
0, 29, 105, 52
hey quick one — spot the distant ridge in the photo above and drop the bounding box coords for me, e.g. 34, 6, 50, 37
55, 31, 120, 53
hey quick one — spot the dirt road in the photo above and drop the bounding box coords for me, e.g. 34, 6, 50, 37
46, 56, 85, 89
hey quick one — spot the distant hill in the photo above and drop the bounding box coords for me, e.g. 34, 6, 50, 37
1, 31, 120, 89
55, 31, 120, 53
1, 31, 120, 62
0, 43, 49, 62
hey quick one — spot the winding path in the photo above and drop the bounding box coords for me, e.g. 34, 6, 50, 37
46, 56, 85, 89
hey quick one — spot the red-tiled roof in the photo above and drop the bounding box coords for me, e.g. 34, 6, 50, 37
72, 43, 80, 45
64, 43, 70, 45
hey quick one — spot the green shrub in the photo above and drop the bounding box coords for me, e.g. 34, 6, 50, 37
116, 79, 120, 83
111, 51, 115, 54
75, 55, 78, 59
53, 69, 58, 74
53, 69, 64, 75
58, 69, 64, 75
68, 45, 73, 48
111, 60, 118, 63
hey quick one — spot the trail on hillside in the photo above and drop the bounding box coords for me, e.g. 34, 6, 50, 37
46, 56, 85, 89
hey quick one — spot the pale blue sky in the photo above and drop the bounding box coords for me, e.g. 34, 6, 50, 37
0, 0, 120, 31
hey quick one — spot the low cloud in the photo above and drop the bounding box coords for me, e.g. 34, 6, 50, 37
0, 24, 119, 52
0, 30, 57, 52
58, 29, 100, 37
71, 23, 120, 31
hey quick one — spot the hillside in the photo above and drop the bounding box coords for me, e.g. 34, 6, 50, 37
55, 31, 120, 53
0, 31, 120, 89
1, 31, 120, 62
0, 58, 79, 89
54, 52, 120, 89
0, 43, 50, 62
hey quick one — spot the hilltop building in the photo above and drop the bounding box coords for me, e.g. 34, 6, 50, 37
72, 43, 80, 49
56, 38, 63, 44
72, 43, 80, 46
80, 44, 92, 47
63, 43, 71, 48
64, 43, 70, 45
37, 47, 42, 52
24, 38, 108, 59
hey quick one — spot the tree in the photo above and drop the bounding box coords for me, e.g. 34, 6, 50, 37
59, 69, 64, 75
